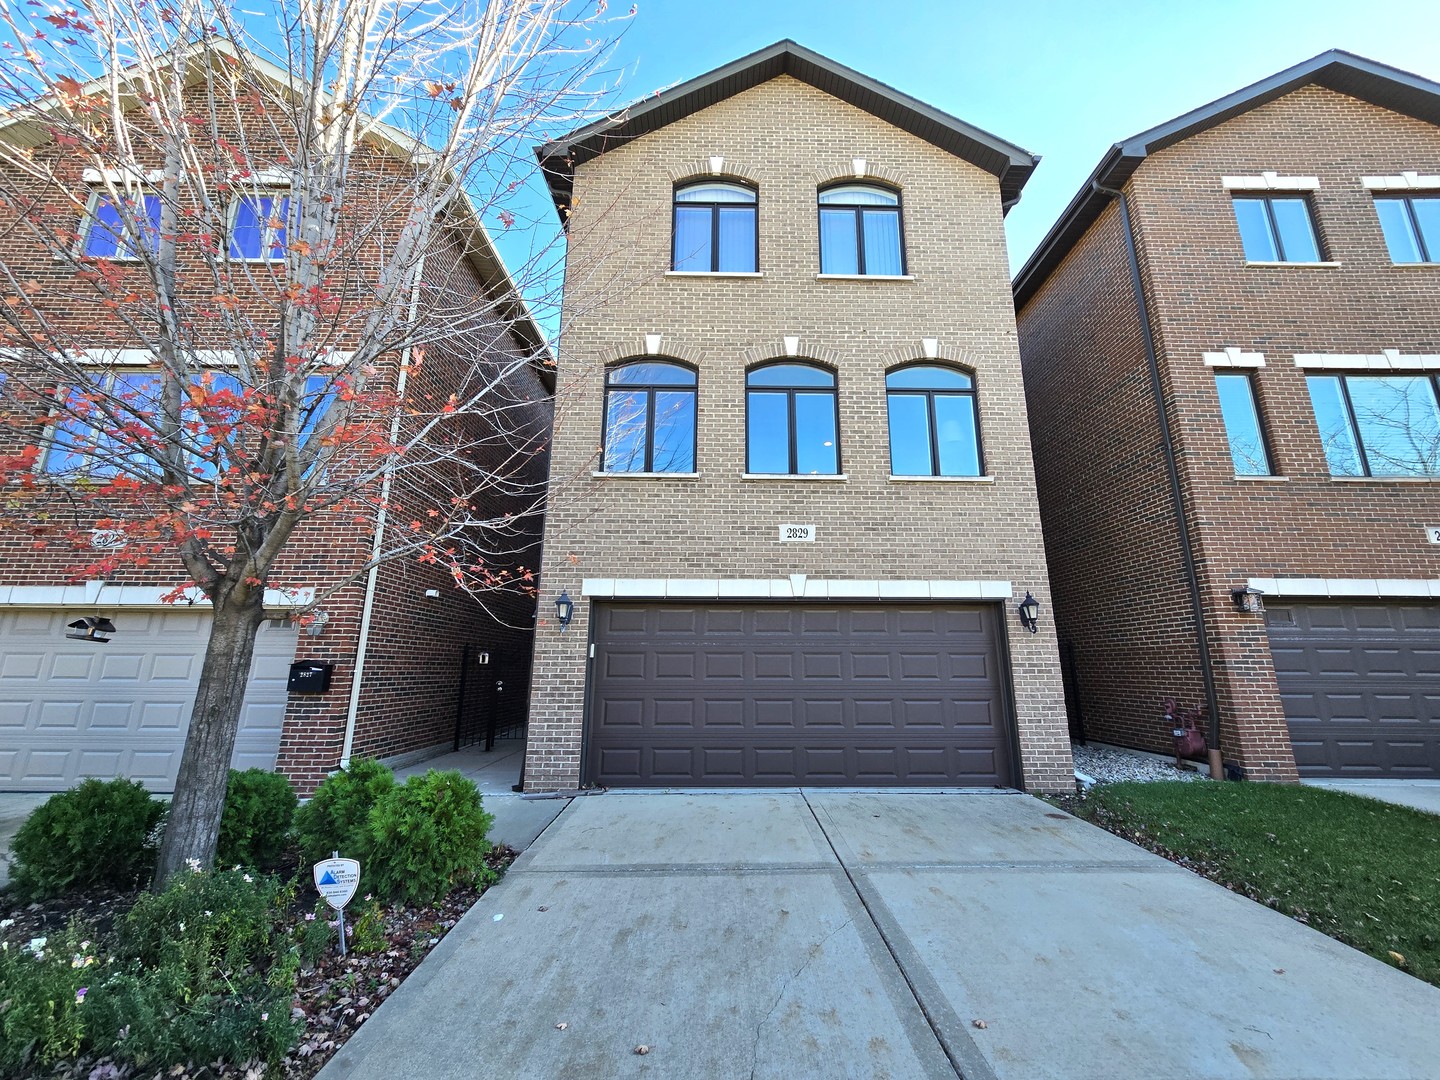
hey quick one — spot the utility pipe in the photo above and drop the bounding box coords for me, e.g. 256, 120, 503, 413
1093, 181, 1224, 780
339, 251, 427, 768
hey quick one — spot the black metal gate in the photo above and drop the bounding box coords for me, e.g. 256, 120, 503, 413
453, 643, 525, 751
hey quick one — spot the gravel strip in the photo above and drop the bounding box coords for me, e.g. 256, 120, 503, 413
1072, 742, 1207, 785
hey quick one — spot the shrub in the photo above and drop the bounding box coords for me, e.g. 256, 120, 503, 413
347, 899, 388, 954
217, 768, 298, 871
365, 771, 494, 905
0, 922, 101, 1076
7, 778, 165, 900
86, 868, 302, 1069
292, 757, 394, 867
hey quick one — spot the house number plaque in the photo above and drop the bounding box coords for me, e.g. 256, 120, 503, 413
779, 524, 816, 542
1427, 526, 1440, 545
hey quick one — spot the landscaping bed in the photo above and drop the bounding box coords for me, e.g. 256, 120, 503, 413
1050, 781, 1440, 988
1, 763, 510, 1078
1, 847, 513, 1079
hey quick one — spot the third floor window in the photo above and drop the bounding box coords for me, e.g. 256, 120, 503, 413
1231, 195, 1322, 263
672, 181, 757, 273
819, 183, 904, 275
1374, 195, 1440, 264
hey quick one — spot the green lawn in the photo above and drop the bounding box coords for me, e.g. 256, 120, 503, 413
1066, 782, 1440, 987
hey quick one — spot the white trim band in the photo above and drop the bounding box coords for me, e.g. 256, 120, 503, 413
581, 578, 1014, 601
1247, 577, 1440, 600
1204, 347, 1265, 368
1361, 172, 1440, 191
1222, 172, 1319, 191
0, 583, 315, 609
1293, 350, 1440, 371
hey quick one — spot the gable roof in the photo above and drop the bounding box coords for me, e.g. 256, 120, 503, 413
535, 39, 1039, 218
1012, 50, 1440, 310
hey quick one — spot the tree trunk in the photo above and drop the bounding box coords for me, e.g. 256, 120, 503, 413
152, 588, 268, 888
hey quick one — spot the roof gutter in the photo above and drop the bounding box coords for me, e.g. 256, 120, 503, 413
1092, 180, 1224, 779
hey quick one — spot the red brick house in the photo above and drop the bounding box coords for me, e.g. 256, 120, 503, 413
0, 44, 551, 794
524, 41, 1073, 793
1014, 51, 1440, 781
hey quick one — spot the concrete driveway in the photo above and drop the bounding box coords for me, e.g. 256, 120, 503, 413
321, 791, 1440, 1080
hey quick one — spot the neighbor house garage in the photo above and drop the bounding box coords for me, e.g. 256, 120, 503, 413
0, 607, 297, 791
1266, 601, 1440, 778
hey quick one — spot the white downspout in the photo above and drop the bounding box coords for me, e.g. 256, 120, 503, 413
339, 251, 426, 767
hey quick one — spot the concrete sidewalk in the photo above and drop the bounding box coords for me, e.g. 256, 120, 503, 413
1303, 777, 1440, 816
320, 790, 1440, 1080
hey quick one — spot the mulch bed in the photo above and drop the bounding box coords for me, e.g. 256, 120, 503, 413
1, 845, 516, 1079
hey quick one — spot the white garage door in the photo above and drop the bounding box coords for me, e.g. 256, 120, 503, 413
0, 609, 298, 792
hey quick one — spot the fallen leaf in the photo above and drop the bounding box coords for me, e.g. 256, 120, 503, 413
1389, 951, 1407, 966
1273, 969, 1285, 975
972, 1019, 988, 1029
634, 1045, 651, 1055
556, 1022, 568, 1030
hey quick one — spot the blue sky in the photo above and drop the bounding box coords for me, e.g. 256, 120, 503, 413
497, 0, 1440, 332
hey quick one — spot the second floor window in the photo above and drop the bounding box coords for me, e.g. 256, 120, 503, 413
1306, 373, 1440, 477
886, 365, 981, 476
746, 362, 839, 475
1214, 373, 1273, 476
229, 194, 290, 261
819, 184, 904, 275
672, 182, 757, 273
1375, 195, 1440, 264
1231, 195, 1322, 263
602, 361, 697, 473
82, 192, 162, 259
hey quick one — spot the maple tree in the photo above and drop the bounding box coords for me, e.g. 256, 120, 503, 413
0, 0, 624, 884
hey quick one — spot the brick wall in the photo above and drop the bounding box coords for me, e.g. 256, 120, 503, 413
1018, 83, 1440, 778
527, 74, 1073, 793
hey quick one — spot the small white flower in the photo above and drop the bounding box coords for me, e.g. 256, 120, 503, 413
185, 857, 202, 872
260, 1012, 268, 1022
204, 910, 213, 917
178, 922, 185, 932
243, 873, 253, 883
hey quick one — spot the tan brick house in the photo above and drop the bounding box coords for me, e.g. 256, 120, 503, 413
525, 41, 1073, 792
0, 43, 551, 794
1014, 51, 1440, 781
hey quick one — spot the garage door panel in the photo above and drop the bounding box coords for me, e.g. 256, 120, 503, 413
1, 610, 298, 791
1267, 603, 1438, 778
588, 603, 1013, 787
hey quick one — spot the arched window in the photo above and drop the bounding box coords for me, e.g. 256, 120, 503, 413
746, 362, 839, 475
819, 183, 904, 275
602, 361, 698, 474
673, 181, 757, 273
885, 365, 981, 476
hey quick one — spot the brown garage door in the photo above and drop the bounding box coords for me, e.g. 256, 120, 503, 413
1266, 602, 1440, 777
587, 603, 1014, 787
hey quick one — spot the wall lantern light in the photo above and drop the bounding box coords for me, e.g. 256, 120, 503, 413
555, 589, 574, 631
66, 616, 116, 643
1231, 585, 1265, 614
1017, 592, 1040, 634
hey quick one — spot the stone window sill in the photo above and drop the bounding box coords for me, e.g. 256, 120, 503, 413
592, 471, 700, 479
1234, 474, 1289, 482
1329, 475, 1440, 483
664, 271, 764, 278
741, 473, 848, 481
815, 273, 915, 281
889, 474, 994, 483
1244, 261, 1342, 268
1390, 262, 1440, 268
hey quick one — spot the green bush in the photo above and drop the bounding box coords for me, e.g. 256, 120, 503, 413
366, 770, 494, 905
87, 868, 302, 1069
292, 757, 394, 866
217, 768, 298, 871
7, 778, 165, 900
0, 922, 102, 1076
